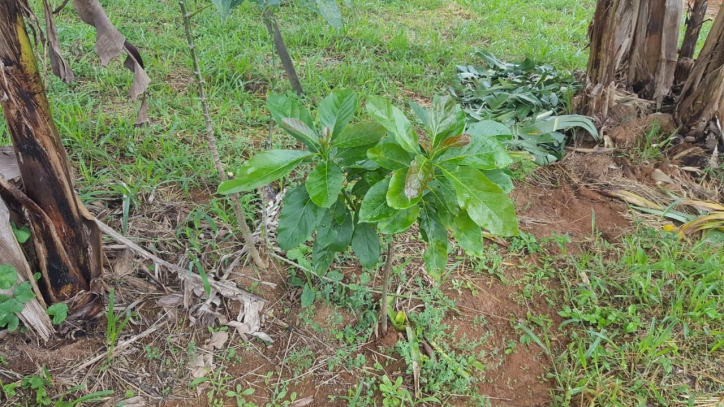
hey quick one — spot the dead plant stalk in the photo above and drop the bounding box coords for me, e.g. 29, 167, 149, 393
178, 0, 266, 269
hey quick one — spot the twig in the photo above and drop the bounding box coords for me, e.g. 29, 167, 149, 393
565, 146, 616, 154
52, 0, 71, 14
274, 330, 294, 396
75, 315, 166, 372
95, 219, 264, 303
178, 0, 267, 269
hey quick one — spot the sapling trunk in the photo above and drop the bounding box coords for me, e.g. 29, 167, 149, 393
262, 7, 304, 95
380, 241, 394, 334
179, 0, 267, 269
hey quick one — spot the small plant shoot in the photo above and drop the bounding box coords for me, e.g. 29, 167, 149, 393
0, 264, 36, 332
220, 90, 519, 281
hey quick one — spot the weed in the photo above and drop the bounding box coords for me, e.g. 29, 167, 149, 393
105, 290, 133, 362
1, 367, 113, 406
531, 228, 724, 405
286, 347, 315, 377
0, 264, 36, 332
46, 303, 69, 325
225, 385, 257, 407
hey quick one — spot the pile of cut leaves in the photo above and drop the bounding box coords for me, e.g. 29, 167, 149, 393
450, 51, 597, 165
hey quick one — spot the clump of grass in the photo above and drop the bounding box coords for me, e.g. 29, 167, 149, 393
535, 228, 724, 405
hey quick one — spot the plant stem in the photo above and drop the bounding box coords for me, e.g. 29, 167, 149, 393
178, 0, 266, 269
380, 241, 394, 334
262, 7, 303, 95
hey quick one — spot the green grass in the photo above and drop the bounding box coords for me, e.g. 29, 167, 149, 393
522, 228, 724, 406
1, 0, 595, 203
3, 1, 724, 406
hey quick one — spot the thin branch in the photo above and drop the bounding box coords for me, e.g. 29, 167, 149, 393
52, 0, 71, 14
95, 219, 264, 303
178, 0, 267, 269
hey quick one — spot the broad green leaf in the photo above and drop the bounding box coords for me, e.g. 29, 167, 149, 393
336, 145, 378, 169
281, 118, 321, 152
351, 222, 380, 269
466, 120, 513, 140
350, 177, 372, 200
332, 200, 348, 224
424, 242, 447, 282
451, 210, 483, 256
13, 282, 35, 304
267, 94, 315, 131
277, 186, 326, 250
519, 115, 598, 141
219, 150, 311, 194
211, 0, 244, 19
403, 156, 432, 200
440, 166, 518, 236
436, 133, 513, 170
0, 264, 18, 290
330, 213, 354, 252
312, 242, 335, 275
335, 122, 386, 149
306, 161, 344, 208
1, 313, 19, 331
419, 206, 449, 281
483, 169, 514, 193
367, 143, 414, 170
301, 284, 315, 308
387, 169, 421, 209
387, 158, 431, 209
424, 179, 458, 224
46, 303, 68, 325
318, 90, 358, 139
378, 206, 420, 235
426, 96, 466, 149
313, 0, 343, 31
315, 210, 339, 248
359, 178, 398, 223
366, 96, 419, 154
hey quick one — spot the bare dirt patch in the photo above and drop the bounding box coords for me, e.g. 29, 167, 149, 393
447, 280, 559, 407
513, 180, 631, 242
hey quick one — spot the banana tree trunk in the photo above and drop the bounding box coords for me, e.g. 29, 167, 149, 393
627, 0, 683, 106
583, 0, 641, 117
680, 0, 708, 60
584, 0, 683, 114
0, 0, 102, 318
677, 7, 724, 137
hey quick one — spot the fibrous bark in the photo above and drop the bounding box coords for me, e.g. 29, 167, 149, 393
680, 0, 708, 60
583, 0, 641, 117
0, 196, 54, 341
0, 0, 102, 317
627, 0, 683, 106
677, 7, 724, 137
584, 0, 683, 115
